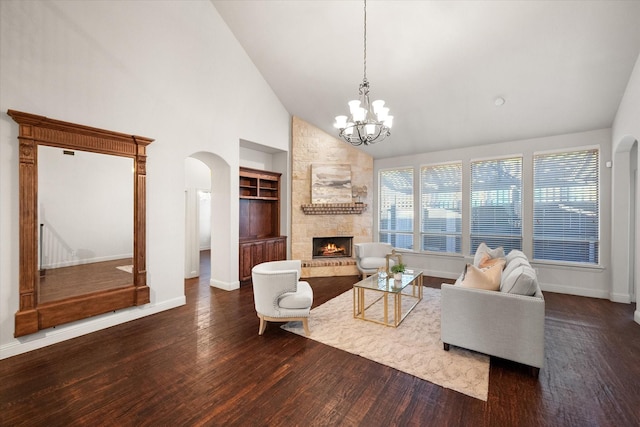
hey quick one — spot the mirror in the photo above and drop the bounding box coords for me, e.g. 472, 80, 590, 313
38, 146, 134, 303
8, 110, 153, 337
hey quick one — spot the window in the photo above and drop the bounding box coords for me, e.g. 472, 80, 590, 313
470, 157, 522, 254
420, 162, 462, 253
379, 167, 414, 249
533, 149, 599, 264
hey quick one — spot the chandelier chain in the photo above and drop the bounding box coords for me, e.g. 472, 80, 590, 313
363, 0, 367, 83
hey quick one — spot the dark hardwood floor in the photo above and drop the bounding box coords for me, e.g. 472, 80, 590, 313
1, 252, 639, 426
39, 258, 133, 303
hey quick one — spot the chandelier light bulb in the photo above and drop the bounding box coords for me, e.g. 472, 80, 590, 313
371, 99, 385, 114
348, 100, 361, 115
365, 124, 376, 135
345, 124, 354, 135
377, 107, 389, 121
334, 115, 348, 128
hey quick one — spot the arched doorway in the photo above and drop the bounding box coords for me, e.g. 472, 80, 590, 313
185, 157, 212, 279
184, 152, 235, 290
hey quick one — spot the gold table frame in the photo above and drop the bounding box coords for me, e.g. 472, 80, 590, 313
353, 270, 423, 327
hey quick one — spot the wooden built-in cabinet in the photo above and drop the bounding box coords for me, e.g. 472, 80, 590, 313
239, 167, 286, 283
238, 236, 287, 282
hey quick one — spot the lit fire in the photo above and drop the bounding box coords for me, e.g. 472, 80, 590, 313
321, 243, 345, 256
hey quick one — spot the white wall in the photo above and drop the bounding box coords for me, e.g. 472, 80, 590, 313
613, 54, 640, 147
0, 0, 290, 358
375, 129, 613, 299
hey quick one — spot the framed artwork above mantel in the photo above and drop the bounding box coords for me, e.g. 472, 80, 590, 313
311, 163, 352, 204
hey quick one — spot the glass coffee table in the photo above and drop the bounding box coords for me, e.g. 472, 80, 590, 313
353, 269, 423, 327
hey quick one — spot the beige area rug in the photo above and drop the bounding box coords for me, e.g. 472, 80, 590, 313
116, 265, 133, 273
282, 287, 489, 400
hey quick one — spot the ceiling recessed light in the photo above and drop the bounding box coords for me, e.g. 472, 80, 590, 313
494, 97, 505, 107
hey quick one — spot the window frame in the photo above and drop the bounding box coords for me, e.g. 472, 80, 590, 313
469, 154, 523, 256
419, 161, 463, 254
532, 146, 600, 266
378, 166, 415, 250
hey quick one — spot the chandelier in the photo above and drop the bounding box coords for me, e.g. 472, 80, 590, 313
334, 0, 393, 146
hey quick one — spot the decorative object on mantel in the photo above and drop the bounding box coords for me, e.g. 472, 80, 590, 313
333, 0, 393, 146
352, 185, 368, 203
311, 163, 352, 203
301, 203, 367, 215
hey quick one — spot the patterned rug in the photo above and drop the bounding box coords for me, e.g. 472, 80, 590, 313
282, 287, 489, 400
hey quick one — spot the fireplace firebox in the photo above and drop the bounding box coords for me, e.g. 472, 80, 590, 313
312, 236, 353, 259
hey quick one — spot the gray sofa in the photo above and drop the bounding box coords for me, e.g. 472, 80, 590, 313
440, 248, 545, 377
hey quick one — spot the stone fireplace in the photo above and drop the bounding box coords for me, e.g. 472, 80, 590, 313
291, 117, 374, 277
312, 236, 353, 259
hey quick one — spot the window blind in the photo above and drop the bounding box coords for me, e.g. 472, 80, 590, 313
379, 167, 414, 250
420, 163, 462, 253
470, 157, 522, 254
533, 149, 599, 264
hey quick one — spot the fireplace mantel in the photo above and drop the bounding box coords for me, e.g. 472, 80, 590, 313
301, 203, 367, 215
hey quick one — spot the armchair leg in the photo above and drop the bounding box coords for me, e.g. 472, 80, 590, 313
530, 367, 540, 378
443, 343, 450, 351
302, 318, 310, 336
258, 315, 267, 335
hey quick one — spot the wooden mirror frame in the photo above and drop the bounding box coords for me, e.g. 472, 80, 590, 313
8, 110, 154, 337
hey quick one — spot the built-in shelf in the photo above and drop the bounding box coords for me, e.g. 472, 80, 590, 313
301, 203, 367, 215
239, 167, 285, 283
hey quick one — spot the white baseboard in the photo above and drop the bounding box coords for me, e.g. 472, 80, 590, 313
210, 278, 239, 291
427, 269, 460, 281
0, 296, 186, 360
539, 282, 610, 299
609, 292, 632, 304
635, 310, 640, 325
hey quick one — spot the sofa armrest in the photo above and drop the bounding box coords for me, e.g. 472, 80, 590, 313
441, 283, 545, 369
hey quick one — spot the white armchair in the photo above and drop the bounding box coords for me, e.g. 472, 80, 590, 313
251, 260, 314, 336
354, 242, 394, 279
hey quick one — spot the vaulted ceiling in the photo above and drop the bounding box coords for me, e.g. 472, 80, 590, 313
212, 1, 640, 159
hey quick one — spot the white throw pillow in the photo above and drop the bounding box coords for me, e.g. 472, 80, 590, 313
473, 242, 505, 267
502, 257, 530, 283
506, 249, 528, 264
501, 265, 538, 296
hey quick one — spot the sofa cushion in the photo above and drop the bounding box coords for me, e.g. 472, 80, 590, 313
501, 265, 538, 296
502, 257, 530, 281
473, 242, 505, 267
459, 260, 505, 291
506, 249, 528, 264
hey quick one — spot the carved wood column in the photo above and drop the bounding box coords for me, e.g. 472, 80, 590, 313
133, 136, 152, 305
16, 123, 39, 336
